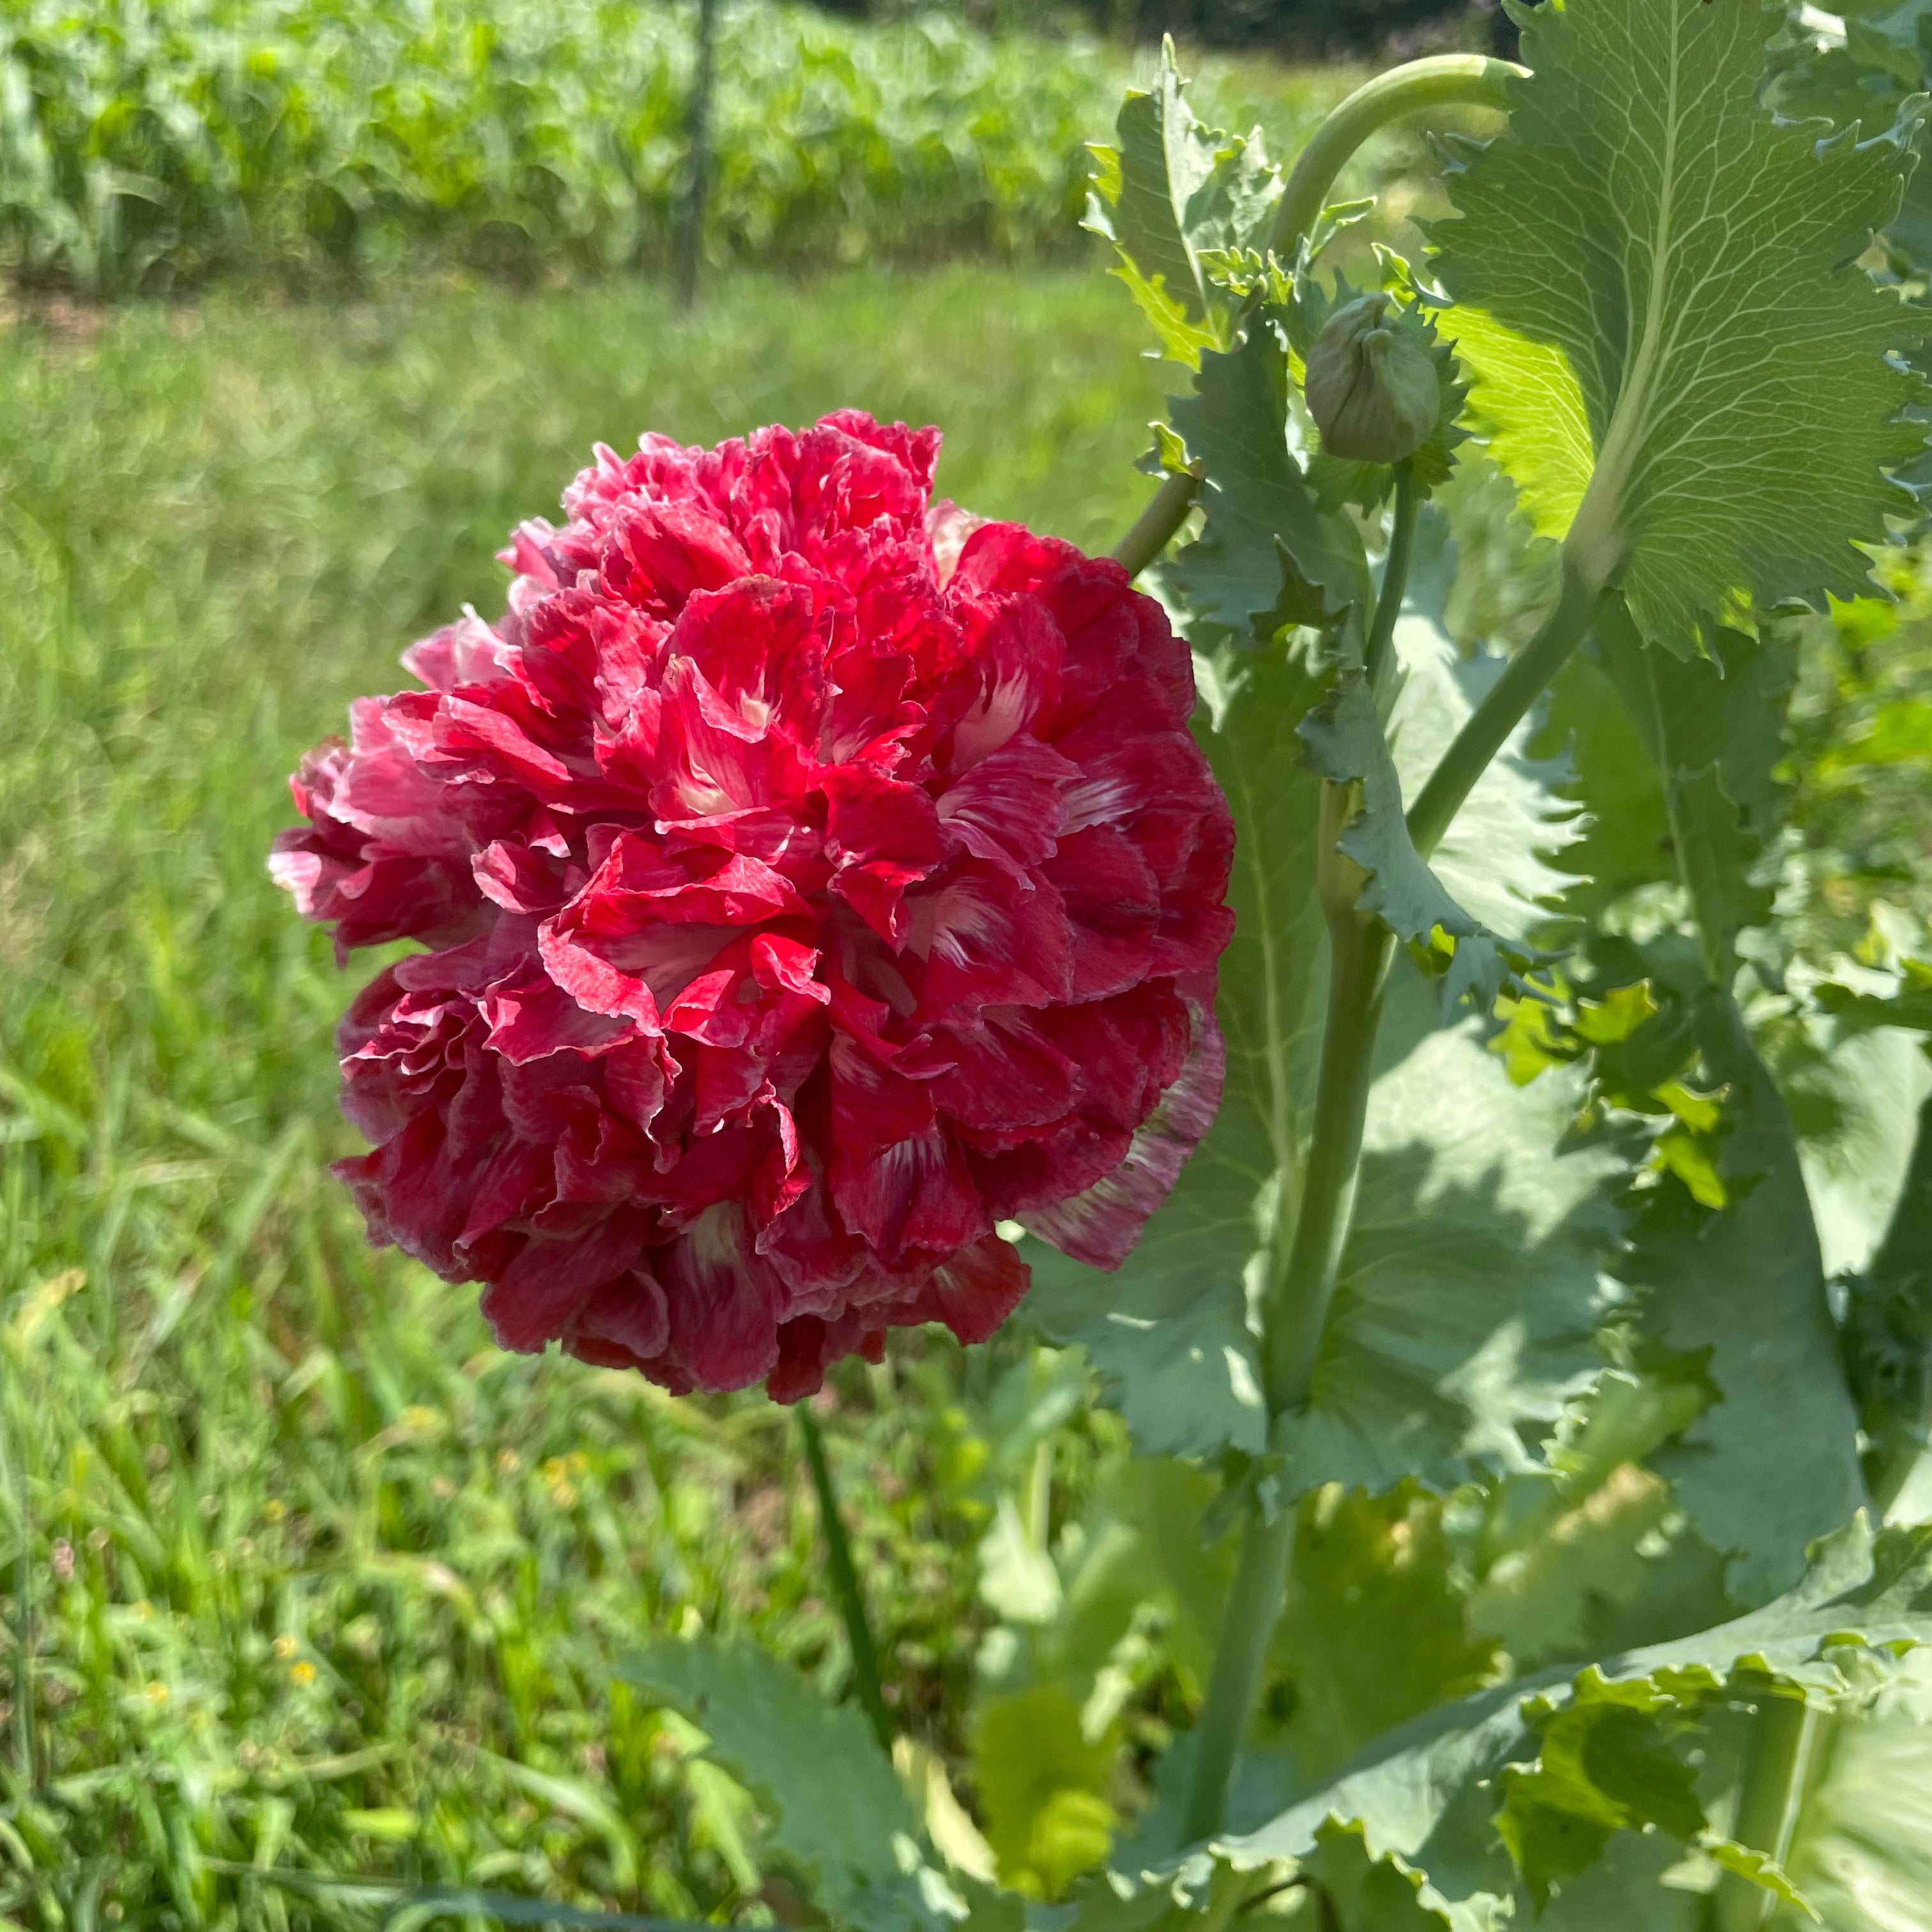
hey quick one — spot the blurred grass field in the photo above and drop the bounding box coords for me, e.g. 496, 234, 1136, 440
0, 266, 1175, 1927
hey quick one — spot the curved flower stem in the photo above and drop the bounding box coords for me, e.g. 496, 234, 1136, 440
1180, 548, 1583, 1849
1265, 54, 1523, 265
797, 1404, 893, 1756
1365, 462, 1418, 701
1113, 463, 1205, 580
1176, 539, 1580, 1839
1406, 563, 1610, 861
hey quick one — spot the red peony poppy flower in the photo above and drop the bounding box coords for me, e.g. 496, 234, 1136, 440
272, 411, 1234, 1400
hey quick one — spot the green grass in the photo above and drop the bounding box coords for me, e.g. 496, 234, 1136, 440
0, 265, 1168, 1928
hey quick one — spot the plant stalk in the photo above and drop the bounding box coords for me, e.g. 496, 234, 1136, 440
1406, 564, 1609, 860
1177, 1500, 1297, 1848
1179, 827, 1397, 1844
673, 0, 720, 313
1266, 54, 1523, 264
1113, 463, 1204, 579
1365, 461, 1418, 701
797, 1404, 893, 1756
1713, 1695, 1816, 1932
1866, 1412, 1931, 1522
1262, 909, 1396, 1413
1170, 41, 1530, 1860
1170, 562, 1575, 1845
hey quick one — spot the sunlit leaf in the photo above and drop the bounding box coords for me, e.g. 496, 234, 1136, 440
1083, 39, 1281, 368
1434, 0, 1926, 652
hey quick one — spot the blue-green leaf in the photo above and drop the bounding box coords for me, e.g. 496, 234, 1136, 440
1165, 318, 1374, 652
618, 1637, 924, 1929
1025, 622, 1617, 1487
1218, 1519, 1932, 1929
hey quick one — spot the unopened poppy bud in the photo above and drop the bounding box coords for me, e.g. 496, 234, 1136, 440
1304, 294, 1441, 466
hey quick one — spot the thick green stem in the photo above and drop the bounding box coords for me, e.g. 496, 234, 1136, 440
1263, 910, 1396, 1413
1713, 1696, 1815, 1932
1177, 1501, 1297, 1848
1172, 496, 1593, 1869
1866, 1419, 1928, 1521
1365, 462, 1418, 701
1857, 1096, 1932, 1520
797, 1405, 893, 1756
1113, 464, 1204, 579
1169, 45, 1528, 1857
1179, 823, 1397, 1844
1406, 564, 1609, 861
1266, 55, 1522, 264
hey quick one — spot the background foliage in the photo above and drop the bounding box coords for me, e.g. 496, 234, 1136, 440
0, 0, 1361, 296
827, 0, 1491, 57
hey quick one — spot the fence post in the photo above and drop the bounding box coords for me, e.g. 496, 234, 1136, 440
673, 0, 721, 312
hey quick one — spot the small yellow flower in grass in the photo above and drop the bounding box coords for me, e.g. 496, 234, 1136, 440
146, 1681, 169, 1707
262, 1499, 287, 1524
272, 1634, 298, 1660
290, 1660, 316, 1687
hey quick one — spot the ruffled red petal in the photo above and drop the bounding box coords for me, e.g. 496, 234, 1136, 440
274, 413, 1235, 1397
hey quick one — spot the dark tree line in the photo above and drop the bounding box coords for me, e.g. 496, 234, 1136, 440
811, 0, 1520, 57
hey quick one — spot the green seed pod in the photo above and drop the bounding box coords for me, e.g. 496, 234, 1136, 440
1303, 293, 1441, 466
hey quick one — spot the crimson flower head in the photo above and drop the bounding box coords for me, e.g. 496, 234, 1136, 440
272, 412, 1234, 1399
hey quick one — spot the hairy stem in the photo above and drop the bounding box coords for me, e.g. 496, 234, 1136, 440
1365, 462, 1419, 701
1178, 1501, 1297, 1848
1266, 54, 1522, 264
1113, 464, 1204, 579
1713, 1696, 1816, 1932
1857, 1096, 1932, 1518
1407, 564, 1609, 860
797, 1404, 893, 1755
